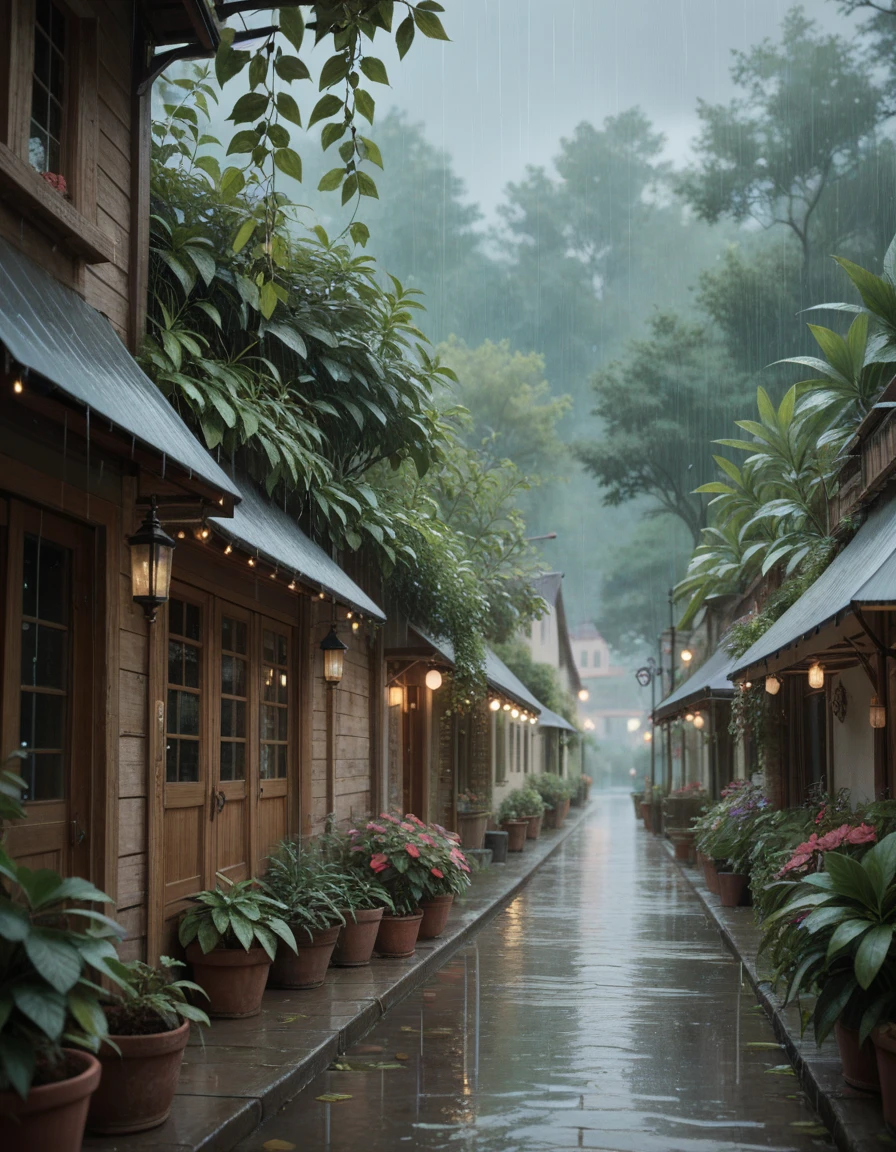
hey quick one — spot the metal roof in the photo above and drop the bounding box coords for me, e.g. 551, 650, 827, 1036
537, 705, 577, 733
654, 643, 737, 722
413, 629, 544, 715
532, 572, 564, 607
210, 481, 385, 622
732, 487, 896, 678
0, 238, 239, 503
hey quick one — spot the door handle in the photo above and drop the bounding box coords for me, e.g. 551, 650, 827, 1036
210, 789, 226, 820
70, 814, 86, 846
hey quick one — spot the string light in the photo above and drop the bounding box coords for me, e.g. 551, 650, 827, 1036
808, 663, 824, 690
270, 568, 277, 579
13, 378, 23, 394
511, 708, 519, 718
351, 621, 359, 632
224, 543, 233, 555
318, 591, 326, 600
199, 525, 210, 540
288, 578, 296, 591
765, 675, 781, 696
248, 557, 256, 567
489, 698, 501, 711
502, 703, 511, 712
176, 529, 186, 540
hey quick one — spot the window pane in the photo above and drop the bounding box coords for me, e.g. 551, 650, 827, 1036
178, 739, 199, 782
22, 752, 63, 801
21, 622, 66, 689
278, 708, 288, 741
165, 741, 178, 783
220, 742, 233, 782
262, 666, 276, 703
232, 741, 245, 780
221, 654, 246, 697
168, 641, 183, 686
49, 50, 64, 101
277, 635, 287, 665
20, 691, 65, 750
184, 603, 201, 641
48, 96, 62, 141
262, 630, 276, 663
233, 620, 247, 654
28, 126, 48, 171
33, 32, 50, 86
36, 0, 51, 32
277, 670, 288, 705
169, 599, 184, 637
183, 644, 199, 688
260, 744, 275, 780
276, 744, 287, 778
23, 536, 67, 623
178, 691, 199, 736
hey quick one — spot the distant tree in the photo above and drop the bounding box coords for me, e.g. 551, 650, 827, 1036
679, 7, 885, 286
575, 313, 749, 544
437, 338, 571, 477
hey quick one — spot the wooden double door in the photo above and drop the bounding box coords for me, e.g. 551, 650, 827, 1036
2, 500, 95, 877
160, 583, 294, 947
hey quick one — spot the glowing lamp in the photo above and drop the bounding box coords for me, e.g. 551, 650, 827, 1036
871, 696, 886, 729
529, 716, 537, 725
128, 499, 175, 622
320, 625, 348, 684
502, 703, 511, 712
511, 708, 519, 719
765, 675, 781, 696
680, 648, 693, 664
693, 714, 705, 730
643, 731, 652, 743
425, 668, 443, 691
808, 662, 824, 690
388, 686, 404, 708
685, 712, 694, 723
489, 698, 501, 712
578, 688, 590, 702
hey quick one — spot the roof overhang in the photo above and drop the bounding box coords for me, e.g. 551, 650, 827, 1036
653, 643, 737, 722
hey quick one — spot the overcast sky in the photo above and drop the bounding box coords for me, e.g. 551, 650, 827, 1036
363, 0, 853, 214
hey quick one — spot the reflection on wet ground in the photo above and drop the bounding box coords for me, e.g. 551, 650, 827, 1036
237, 795, 835, 1151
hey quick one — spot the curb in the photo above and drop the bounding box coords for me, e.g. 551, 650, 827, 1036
86, 803, 591, 1152
665, 843, 888, 1152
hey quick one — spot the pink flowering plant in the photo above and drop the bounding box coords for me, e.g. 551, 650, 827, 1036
346, 813, 472, 914
692, 781, 769, 873
762, 830, 896, 1046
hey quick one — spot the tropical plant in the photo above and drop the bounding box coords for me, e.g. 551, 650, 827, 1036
345, 813, 471, 914
0, 857, 126, 1097
177, 875, 297, 960
693, 781, 770, 873
762, 830, 896, 1045
532, 773, 572, 810
261, 838, 362, 940
497, 788, 544, 822
103, 957, 210, 1035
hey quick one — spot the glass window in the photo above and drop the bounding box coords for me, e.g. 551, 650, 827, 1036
580, 649, 588, 668
219, 616, 247, 781
19, 534, 70, 802
29, 0, 66, 175
166, 598, 202, 783
260, 627, 289, 779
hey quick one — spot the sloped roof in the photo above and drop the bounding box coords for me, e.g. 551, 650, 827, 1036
532, 572, 564, 607
537, 705, 577, 733
0, 237, 239, 505
413, 630, 543, 715
654, 643, 737, 722
732, 487, 896, 677
211, 481, 384, 621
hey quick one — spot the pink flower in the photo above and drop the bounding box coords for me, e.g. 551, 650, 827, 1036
380, 813, 399, 824
847, 824, 877, 845
370, 853, 389, 873
405, 843, 420, 859
406, 814, 425, 826
430, 868, 444, 878
350, 845, 365, 853
419, 833, 436, 846
401, 821, 415, 832
815, 806, 826, 826
348, 829, 359, 836
367, 821, 387, 833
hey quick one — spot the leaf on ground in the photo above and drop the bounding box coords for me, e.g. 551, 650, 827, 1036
394, 1052, 410, 1060
276, 1014, 307, 1023
764, 1064, 796, 1076
790, 1122, 828, 1134
329, 1060, 406, 1072
316, 1092, 353, 1103
263, 1141, 296, 1151
746, 1041, 782, 1049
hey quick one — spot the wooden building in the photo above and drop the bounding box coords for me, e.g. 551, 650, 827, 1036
0, 0, 388, 963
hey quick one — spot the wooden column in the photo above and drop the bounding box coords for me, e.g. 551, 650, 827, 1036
326, 682, 336, 820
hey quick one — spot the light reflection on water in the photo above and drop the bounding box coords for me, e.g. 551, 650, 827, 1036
237, 798, 835, 1152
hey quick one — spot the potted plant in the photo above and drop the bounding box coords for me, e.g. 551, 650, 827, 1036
497, 795, 529, 852
87, 957, 210, 1134
262, 840, 351, 988
762, 824, 890, 1097
0, 763, 124, 1152
316, 830, 396, 966
178, 875, 296, 1017
630, 788, 645, 819
455, 791, 490, 850
417, 820, 473, 939
503, 787, 544, 839
535, 773, 572, 829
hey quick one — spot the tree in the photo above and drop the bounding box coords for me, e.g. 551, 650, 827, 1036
679, 7, 885, 288
436, 338, 571, 477
575, 313, 749, 545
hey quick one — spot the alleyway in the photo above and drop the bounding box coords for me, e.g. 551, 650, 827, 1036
237, 796, 835, 1152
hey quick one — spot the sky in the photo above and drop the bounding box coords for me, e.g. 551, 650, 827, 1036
364, 0, 852, 215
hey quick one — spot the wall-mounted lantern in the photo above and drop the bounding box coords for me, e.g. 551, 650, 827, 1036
765, 675, 781, 696
321, 625, 348, 684
870, 695, 886, 729
128, 498, 176, 622
388, 685, 404, 708
425, 668, 443, 691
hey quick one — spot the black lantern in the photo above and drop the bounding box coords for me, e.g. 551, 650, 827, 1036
128, 498, 176, 622
320, 624, 348, 684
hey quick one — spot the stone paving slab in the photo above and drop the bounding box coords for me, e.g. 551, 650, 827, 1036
666, 841, 891, 1152
83, 804, 591, 1152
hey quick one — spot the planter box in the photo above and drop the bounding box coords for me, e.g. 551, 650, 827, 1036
662, 794, 706, 833
456, 810, 490, 850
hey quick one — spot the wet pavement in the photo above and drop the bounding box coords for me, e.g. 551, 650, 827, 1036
235, 795, 836, 1152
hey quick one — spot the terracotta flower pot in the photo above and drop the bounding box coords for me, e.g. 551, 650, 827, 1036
331, 907, 384, 967
558, 797, 570, 826
640, 801, 653, 831
484, 830, 509, 863
717, 871, 749, 908
0, 1048, 100, 1152
873, 1023, 896, 1122
87, 1020, 189, 1135
525, 813, 542, 840
456, 810, 489, 850
631, 791, 645, 818
186, 942, 271, 1018
375, 910, 423, 958
502, 819, 528, 852
672, 836, 692, 862
836, 1019, 880, 1093
542, 806, 558, 829
701, 856, 721, 895
419, 894, 454, 939
269, 924, 340, 989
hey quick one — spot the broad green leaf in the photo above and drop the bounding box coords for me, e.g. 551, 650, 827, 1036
233, 218, 256, 254
228, 92, 269, 124
275, 55, 311, 83
265, 322, 307, 359
855, 924, 894, 990
273, 147, 303, 182
0, 1034, 35, 1098
248, 52, 268, 91
24, 930, 82, 993
67, 990, 108, 1038
220, 167, 245, 202
12, 984, 67, 1040
259, 280, 279, 320
827, 918, 871, 961
354, 88, 375, 123
321, 122, 345, 149
319, 53, 349, 90
318, 167, 346, 192
341, 173, 359, 204
277, 92, 302, 127
358, 136, 383, 168
825, 850, 879, 912
413, 8, 450, 39
0, 898, 30, 941
360, 57, 389, 84
396, 15, 415, 58
349, 222, 370, 248
279, 6, 304, 52
357, 171, 379, 199
309, 94, 344, 128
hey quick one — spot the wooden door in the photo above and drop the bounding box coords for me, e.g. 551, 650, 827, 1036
214, 603, 253, 884
256, 617, 291, 871
2, 501, 94, 876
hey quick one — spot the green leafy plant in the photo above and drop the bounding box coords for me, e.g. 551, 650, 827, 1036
0, 856, 126, 1097
498, 788, 544, 822
103, 957, 210, 1035
178, 875, 297, 960
532, 773, 572, 810
261, 839, 354, 941
762, 830, 896, 1045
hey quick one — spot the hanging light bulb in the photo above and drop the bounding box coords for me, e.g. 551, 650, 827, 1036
680, 648, 693, 664
425, 668, 443, 691
288, 578, 297, 591
693, 714, 705, 730
808, 662, 824, 690
643, 731, 652, 743
489, 698, 501, 712
248, 556, 256, 567
529, 716, 537, 725
502, 703, 511, 712
224, 543, 233, 556
685, 712, 694, 723
765, 675, 781, 696
870, 695, 886, 729
578, 688, 590, 702
511, 708, 519, 718
13, 377, 23, 394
